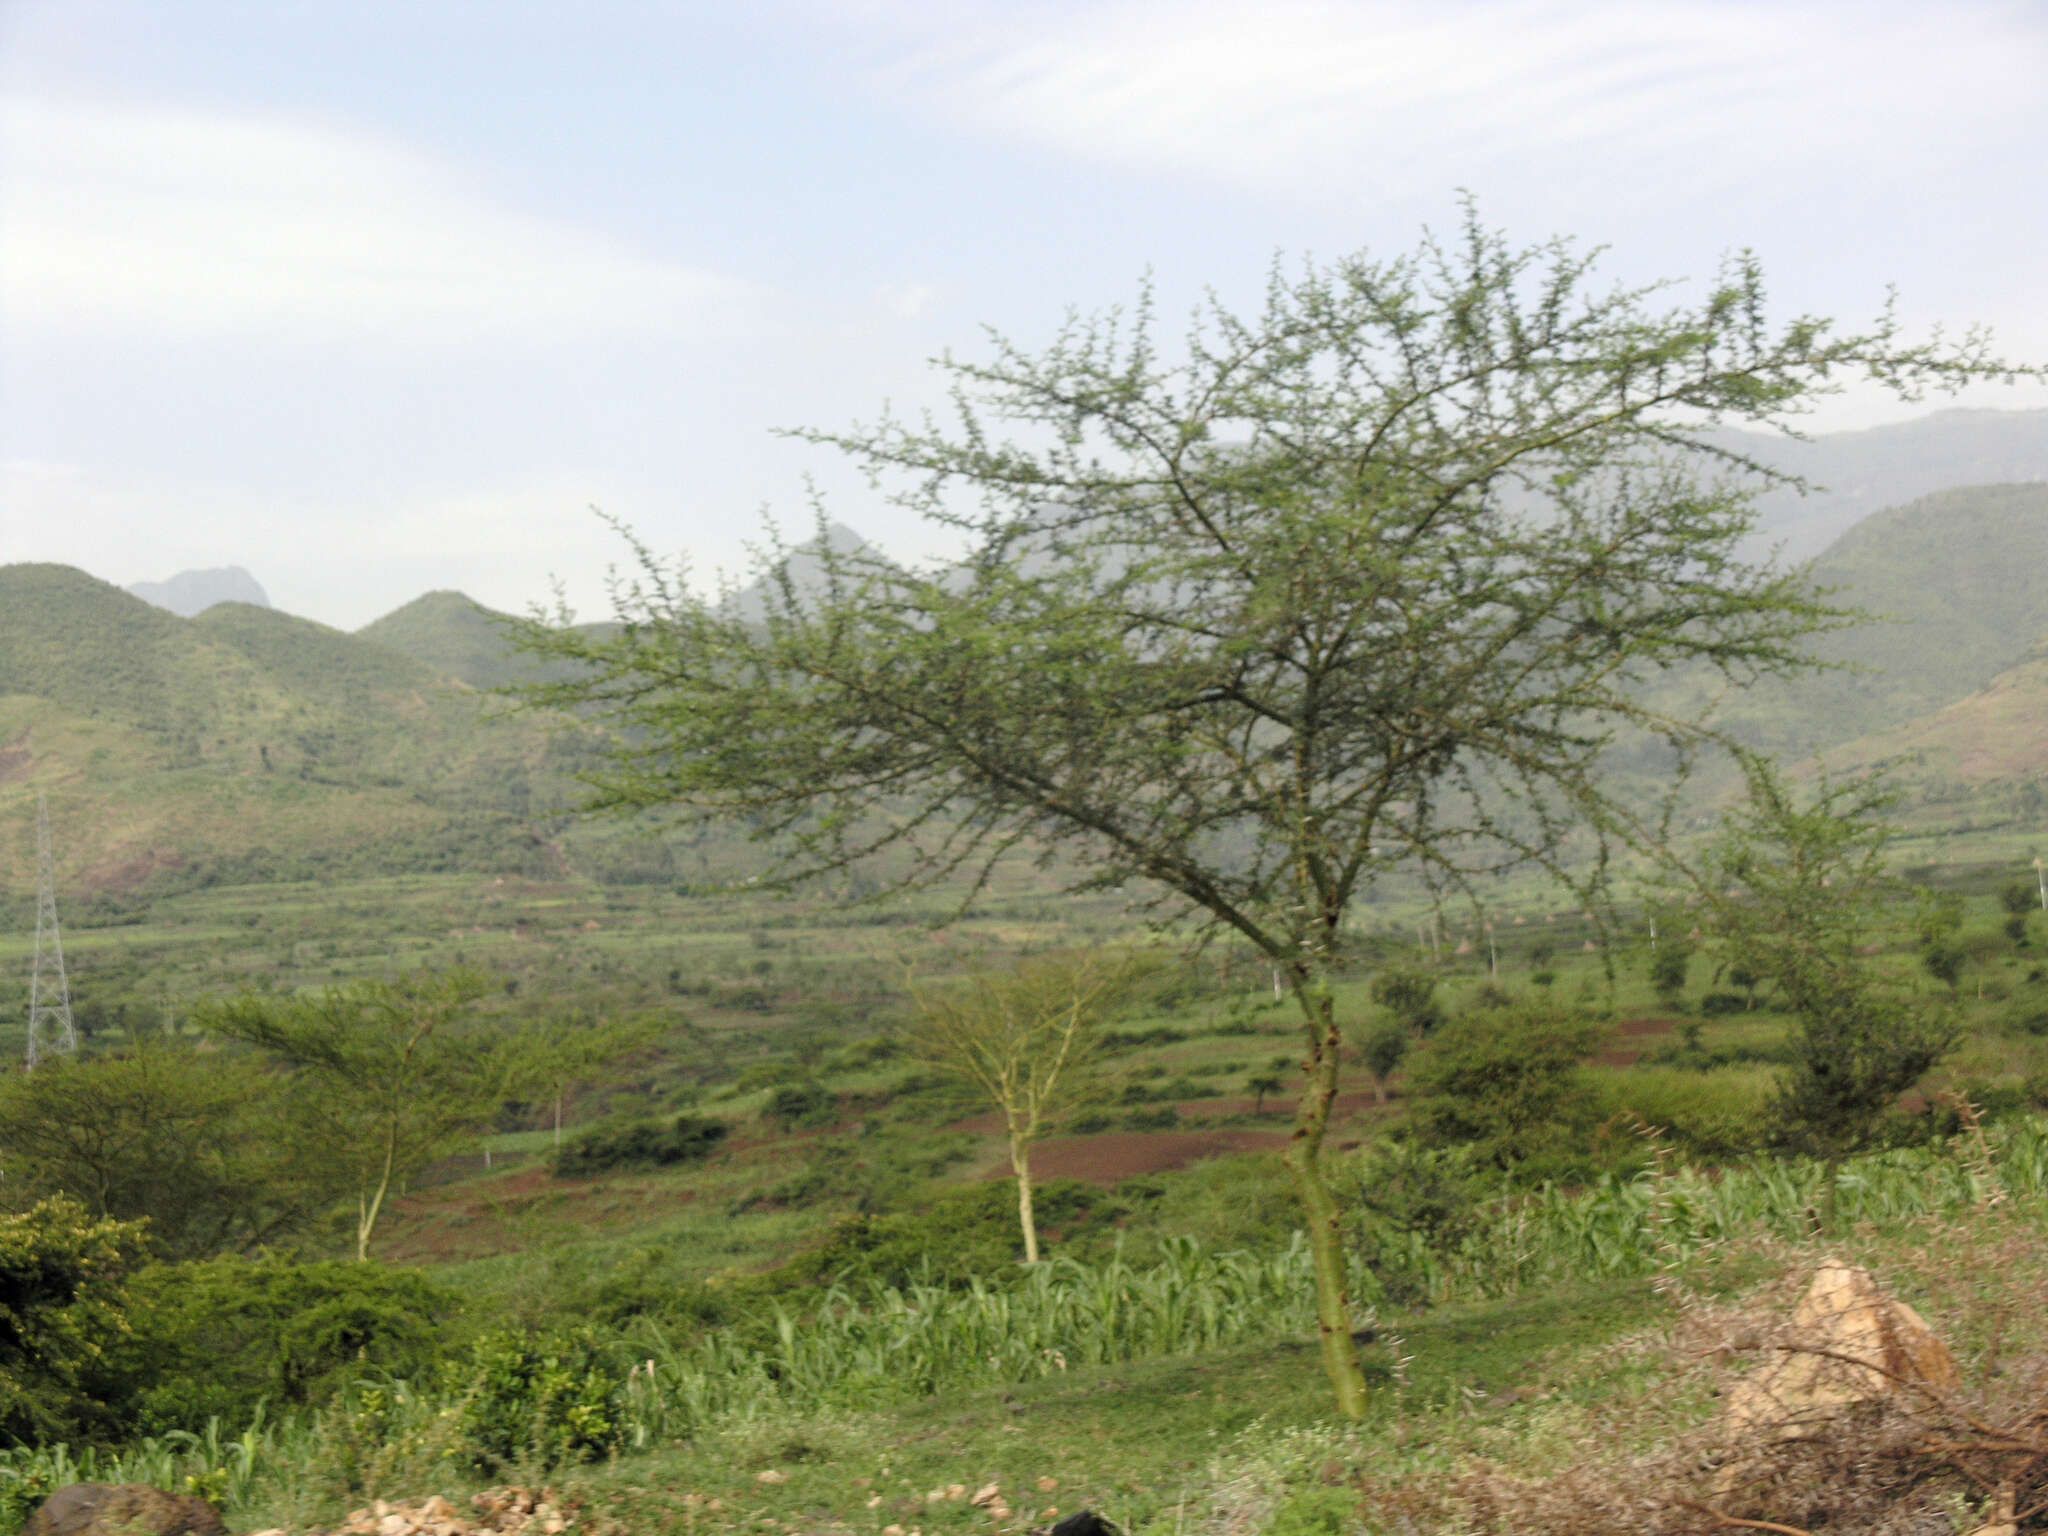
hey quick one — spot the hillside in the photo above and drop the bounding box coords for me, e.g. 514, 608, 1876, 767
1721, 406, 2048, 562
1819, 636, 2048, 831
1625, 482, 2048, 766
356, 590, 536, 690
0, 566, 585, 896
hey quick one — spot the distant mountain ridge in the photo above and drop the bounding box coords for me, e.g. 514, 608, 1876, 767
127, 566, 271, 617
11, 407, 2048, 895
0, 565, 581, 895
1717, 407, 2048, 563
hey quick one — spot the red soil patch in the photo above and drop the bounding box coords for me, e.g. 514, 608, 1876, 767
377, 1162, 701, 1266
1596, 1016, 1678, 1067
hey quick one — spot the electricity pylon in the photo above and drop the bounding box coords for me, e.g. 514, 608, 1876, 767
27, 790, 76, 1069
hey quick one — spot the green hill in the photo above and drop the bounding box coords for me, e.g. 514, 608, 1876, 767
1814, 636, 2048, 837
0, 566, 588, 896
1722, 406, 2048, 561
1645, 483, 2048, 765
355, 590, 532, 690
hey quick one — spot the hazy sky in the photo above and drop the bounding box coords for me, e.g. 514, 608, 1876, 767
3, 0, 2045, 628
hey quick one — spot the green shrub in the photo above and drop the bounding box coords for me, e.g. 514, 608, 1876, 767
1098, 1026, 1189, 1054
1998, 986, 2048, 1037
1123, 1106, 1181, 1131
1347, 1142, 1490, 1305
1406, 1000, 1608, 1167
552, 1114, 729, 1177
453, 1328, 626, 1471
762, 1082, 836, 1129
0, 1198, 148, 1445
773, 1180, 1104, 1290
124, 1257, 459, 1433
1370, 966, 1443, 1033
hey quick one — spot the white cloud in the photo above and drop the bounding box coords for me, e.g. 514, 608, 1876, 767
0, 96, 754, 349
848, 0, 2044, 203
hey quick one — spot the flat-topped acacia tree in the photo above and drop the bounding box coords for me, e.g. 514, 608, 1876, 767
508, 210, 2029, 1416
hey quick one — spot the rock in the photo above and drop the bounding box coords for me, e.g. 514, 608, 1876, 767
21, 1484, 227, 1536
1723, 1260, 1961, 1440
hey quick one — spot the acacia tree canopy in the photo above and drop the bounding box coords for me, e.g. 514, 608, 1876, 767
198, 971, 525, 1262
509, 211, 2026, 1415
905, 949, 1145, 1265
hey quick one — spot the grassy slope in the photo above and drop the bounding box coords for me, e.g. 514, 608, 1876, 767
0, 566, 580, 895
356, 591, 542, 692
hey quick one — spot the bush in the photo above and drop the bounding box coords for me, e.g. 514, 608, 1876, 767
762, 1081, 836, 1129
552, 1114, 729, 1177
1124, 1106, 1182, 1131
1098, 1026, 1189, 1054
123, 1257, 459, 1433
1370, 967, 1443, 1035
774, 1180, 1105, 1290
1346, 1141, 1491, 1306
453, 1328, 626, 1471
1699, 992, 1748, 1017
0, 1200, 148, 1445
1998, 986, 2048, 1037
1406, 1001, 1608, 1168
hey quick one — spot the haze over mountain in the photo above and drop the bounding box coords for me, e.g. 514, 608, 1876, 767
126, 566, 272, 618
6, 453, 2048, 898
1720, 408, 2048, 563
1743, 481, 2048, 756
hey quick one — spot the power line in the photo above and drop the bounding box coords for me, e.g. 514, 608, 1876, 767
27, 790, 76, 1070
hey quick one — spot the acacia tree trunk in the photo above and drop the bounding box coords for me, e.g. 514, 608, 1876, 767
1012, 1134, 1040, 1264
357, 1126, 399, 1262
1281, 975, 1369, 1418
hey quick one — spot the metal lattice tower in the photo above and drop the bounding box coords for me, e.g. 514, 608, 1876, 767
27, 790, 76, 1069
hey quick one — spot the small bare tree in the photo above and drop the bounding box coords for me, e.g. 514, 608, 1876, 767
906, 951, 1145, 1263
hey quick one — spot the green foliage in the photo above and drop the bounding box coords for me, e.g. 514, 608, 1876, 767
452, 1328, 626, 1472
121, 1258, 459, 1433
1246, 1072, 1288, 1114
761, 1081, 835, 1130
198, 971, 530, 1260
1587, 1066, 1777, 1161
1648, 941, 1692, 1007
1358, 1019, 1410, 1100
1369, 968, 1443, 1035
774, 1181, 1105, 1293
1406, 1002, 1608, 1168
1347, 1143, 1491, 1306
0, 1198, 147, 1446
0, 1040, 347, 1261
2001, 881, 2038, 918
552, 1115, 728, 1178
1265, 1486, 1360, 1536
1918, 891, 1968, 990
1695, 756, 1958, 1163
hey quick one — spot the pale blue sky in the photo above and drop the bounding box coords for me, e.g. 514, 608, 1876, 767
4, 0, 2045, 627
